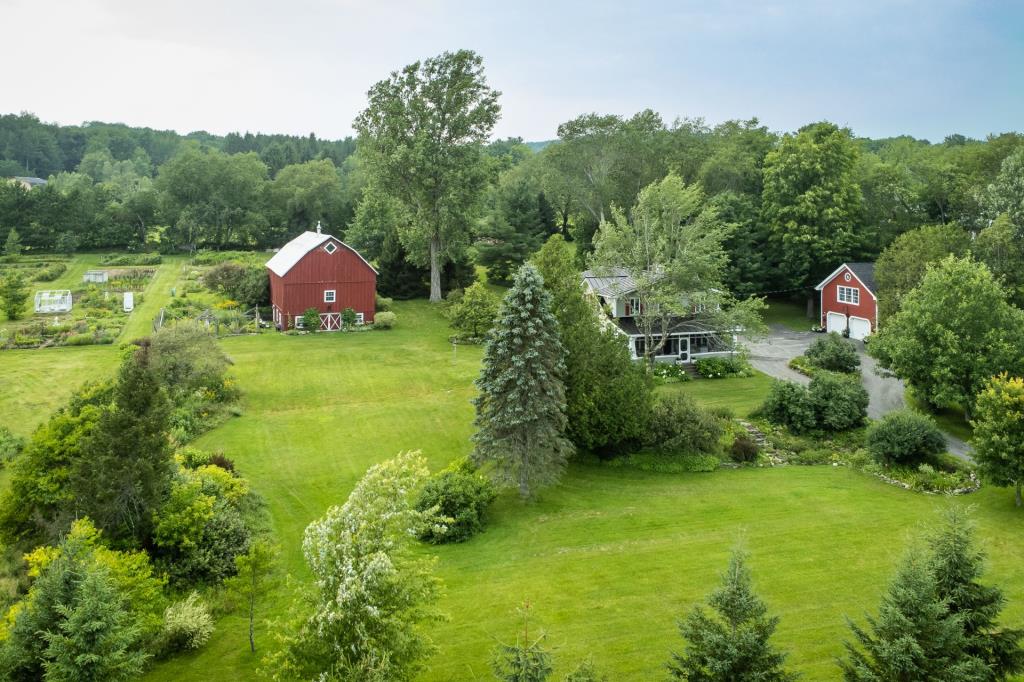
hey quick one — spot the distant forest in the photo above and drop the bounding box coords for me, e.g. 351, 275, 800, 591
1, 110, 1022, 296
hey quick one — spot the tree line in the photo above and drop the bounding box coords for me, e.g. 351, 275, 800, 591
3, 49, 1022, 301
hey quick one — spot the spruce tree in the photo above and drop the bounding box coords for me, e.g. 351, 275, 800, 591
927, 508, 1024, 679
71, 343, 173, 546
472, 264, 573, 498
668, 550, 797, 681
491, 605, 553, 682
0, 271, 30, 320
42, 568, 147, 682
840, 550, 988, 681
4, 228, 22, 258
533, 234, 651, 454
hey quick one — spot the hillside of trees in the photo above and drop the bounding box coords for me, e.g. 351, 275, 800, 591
2, 109, 1022, 295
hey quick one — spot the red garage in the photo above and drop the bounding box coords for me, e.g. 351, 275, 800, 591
814, 262, 877, 340
266, 223, 377, 331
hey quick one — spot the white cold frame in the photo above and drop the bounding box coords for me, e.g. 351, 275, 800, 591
837, 286, 860, 305
324, 290, 336, 303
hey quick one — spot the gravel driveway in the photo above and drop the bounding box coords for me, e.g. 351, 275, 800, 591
744, 326, 972, 460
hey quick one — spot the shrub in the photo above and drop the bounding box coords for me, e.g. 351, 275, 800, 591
374, 310, 397, 330
809, 373, 869, 432
301, 308, 320, 331
651, 363, 691, 383
342, 307, 358, 327
375, 294, 393, 312
761, 380, 817, 433
101, 253, 162, 266
63, 333, 97, 346
730, 434, 760, 463
646, 393, 723, 455
694, 355, 754, 379
605, 452, 719, 473
0, 426, 25, 464
416, 462, 497, 544
866, 409, 946, 465
805, 332, 860, 373
202, 262, 269, 308
208, 452, 237, 472
160, 592, 214, 654
33, 262, 67, 282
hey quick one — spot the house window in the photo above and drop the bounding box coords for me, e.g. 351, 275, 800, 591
324, 290, 336, 303
294, 316, 304, 329
628, 297, 641, 316
837, 286, 860, 305
355, 312, 365, 325
324, 242, 337, 254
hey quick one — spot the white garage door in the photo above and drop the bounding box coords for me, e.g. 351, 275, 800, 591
848, 316, 871, 340
826, 311, 847, 334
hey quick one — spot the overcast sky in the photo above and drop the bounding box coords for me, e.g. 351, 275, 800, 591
3, 0, 1022, 142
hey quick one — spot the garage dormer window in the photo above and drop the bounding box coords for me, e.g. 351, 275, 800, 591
838, 286, 859, 305
324, 242, 337, 254
324, 290, 336, 303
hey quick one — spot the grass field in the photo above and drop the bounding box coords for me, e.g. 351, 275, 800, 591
2, 265, 1022, 681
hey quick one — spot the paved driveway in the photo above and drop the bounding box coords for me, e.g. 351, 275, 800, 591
744, 326, 971, 459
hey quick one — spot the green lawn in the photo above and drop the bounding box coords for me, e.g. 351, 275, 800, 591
764, 297, 815, 331
3, 289, 1023, 681
666, 371, 775, 417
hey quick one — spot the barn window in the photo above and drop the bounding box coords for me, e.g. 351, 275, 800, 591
324, 290, 336, 303
355, 312, 365, 325
837, 286, 860, 305
324, 242, 338, 254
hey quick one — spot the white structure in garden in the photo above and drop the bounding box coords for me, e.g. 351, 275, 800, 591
34, 290, 72, 313
83, 270, 109, 283
123, 291, 134, 312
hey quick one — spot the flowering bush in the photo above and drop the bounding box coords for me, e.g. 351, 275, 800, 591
160, 592, 214, 653
694, 355, 754, 379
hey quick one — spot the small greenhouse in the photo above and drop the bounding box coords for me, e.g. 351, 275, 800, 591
83, 270, 109, 283
34, 290, 72, 314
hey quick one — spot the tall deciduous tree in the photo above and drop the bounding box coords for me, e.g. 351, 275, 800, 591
927, 508, 1024, 674
870, 256, 1024, 416
354, 49, 501, 302
972, 374, 1024, 507
874, 223, 970, 320
71, 344, 173, 545
761, 122, 864, 289
974, 214, 1024, 308
532, 235, 651, 454
268, 452, 441, 681
472, 264, 572, 498
590, 173, 764, 365
668, 550, 797, 681
840, 550, 988, 681
984, 147, 1024, 233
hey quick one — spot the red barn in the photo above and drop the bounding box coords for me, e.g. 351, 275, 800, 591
266, 225, 377, 331
814, 262, 877, 340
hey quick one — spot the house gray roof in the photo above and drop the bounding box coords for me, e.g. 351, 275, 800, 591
615, 316, 714, 336
581, 267, 637, 298
14, 176, 47, 188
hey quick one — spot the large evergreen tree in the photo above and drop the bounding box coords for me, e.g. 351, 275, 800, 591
668, 550, 797, 681
927, 508, 1024, 678
532, 235, 651, 454
840, 550, 988, 681
0, 270, 30, 320
478, 180, 556, 283
472, 264, 573, 498
71, 343, 173, 545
